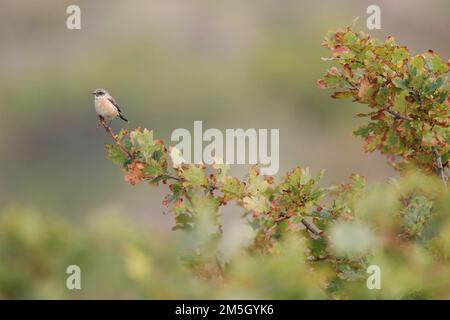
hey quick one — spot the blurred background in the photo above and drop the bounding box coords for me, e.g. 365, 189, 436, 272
0, 0, 449, 298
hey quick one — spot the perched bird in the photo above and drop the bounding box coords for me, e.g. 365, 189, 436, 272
92, 88, 128, 124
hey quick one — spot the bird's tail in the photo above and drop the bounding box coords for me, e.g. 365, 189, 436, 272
119, 113, 128, 122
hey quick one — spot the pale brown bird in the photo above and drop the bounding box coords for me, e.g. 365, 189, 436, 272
92, 88, 128, 123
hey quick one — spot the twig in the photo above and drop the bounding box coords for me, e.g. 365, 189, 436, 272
433, 147, 448, 187
165, 174, 184, 182
98, 118, 186, 182
274, 214, 323, 237
274, 214, 289, 223
301, 218, 323, 236
99, 117, 133, 158
384, 110, 447, 187
143, 174, 185, 185
385, 109, 409, 121
98, 118, 188, 184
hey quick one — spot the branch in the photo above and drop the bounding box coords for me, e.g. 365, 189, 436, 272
384, 111, 448, 187
99, 117, 134, 158
301, 218, 324, 237
385, 109, 409, 121
98, 117, 188, 185
164, 174, 184, 182
433, 147, 448, 187
274, 214, 324, 237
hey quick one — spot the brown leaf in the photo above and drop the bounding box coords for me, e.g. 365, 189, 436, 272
370, 111, 386, 121
445, 96, 450, 108
358, 74, 372, 98
331, 91, 353, 99
124, 161, 146, 186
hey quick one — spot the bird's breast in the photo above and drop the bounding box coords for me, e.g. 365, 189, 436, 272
95, 97, 118, 119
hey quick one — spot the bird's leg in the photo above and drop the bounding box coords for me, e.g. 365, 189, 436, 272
108, 119, 113, 128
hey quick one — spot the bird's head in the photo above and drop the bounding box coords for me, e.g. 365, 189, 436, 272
92, 88, 108, 98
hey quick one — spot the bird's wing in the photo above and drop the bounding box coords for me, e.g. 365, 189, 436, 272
107, 96, 122, 113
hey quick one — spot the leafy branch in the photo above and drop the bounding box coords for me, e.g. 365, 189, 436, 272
102, 116, 353, 256
318, 27, 449, 186
99, 26, 449, 286
98, 116, 134, 159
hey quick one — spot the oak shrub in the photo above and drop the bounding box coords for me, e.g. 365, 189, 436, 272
101, 27, 450, 299
0, 27, 449, 299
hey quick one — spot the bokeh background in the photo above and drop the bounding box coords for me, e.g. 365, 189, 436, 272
0, 0, 449, 298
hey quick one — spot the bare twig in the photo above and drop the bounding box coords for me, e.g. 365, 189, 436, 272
301, 218, 323, 236
274, 214, 323, 237
274, 214, 289, 223
433, 147, 448, 187
165, 174, 184, 182
385, 109, 409, 121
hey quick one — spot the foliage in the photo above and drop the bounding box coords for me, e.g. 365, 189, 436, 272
0, 27, 449, 299
95, 27, 450, 299
317, 27, 449, 179
0, 173, 449, 299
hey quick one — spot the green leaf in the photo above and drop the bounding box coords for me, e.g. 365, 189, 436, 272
402, 196, 433, 238
410, 55, 425, 73
181, 165, 206, 187
423, 51, 450, 74
143, 163, 166, 178
213, 160, 230, 182
391, 47, 409, 68
421, 130, 437, 147
246, 169, 271, 196
393, 78, 410, 91
130, 128, 158, 162
437, 90, 449, 104
343, 31, 358, 47
386, 128, 399, 146
243, 196, 270, 213
423, 76, 445, 95
393, 91, 408, 114
105, 144, 128, 167
221, 176, 245, 200
309, 237, 328, 257
353, 126, 371, 138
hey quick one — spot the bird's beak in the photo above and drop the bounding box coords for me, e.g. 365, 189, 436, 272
91, 92, 96, 95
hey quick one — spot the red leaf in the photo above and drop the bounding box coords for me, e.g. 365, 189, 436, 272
317, 79, 327, 89
332, 45, 349, 57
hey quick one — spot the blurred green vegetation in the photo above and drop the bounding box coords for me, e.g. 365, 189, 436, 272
1, 172, 449, 299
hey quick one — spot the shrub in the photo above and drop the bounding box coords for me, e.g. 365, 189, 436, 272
1, 26, 448, 299
98, 26, 450, 299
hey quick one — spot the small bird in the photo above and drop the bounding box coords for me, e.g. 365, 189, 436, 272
92, 88, 128, 124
